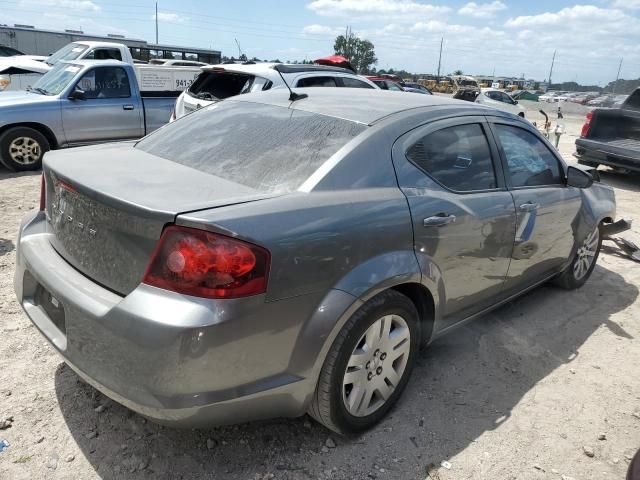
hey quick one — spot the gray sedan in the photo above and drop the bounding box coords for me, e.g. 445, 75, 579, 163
14, 88, 616, 434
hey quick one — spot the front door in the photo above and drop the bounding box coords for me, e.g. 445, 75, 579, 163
393, 117, 517, 327
61, 65, 143, 145
488, 120, 582, 292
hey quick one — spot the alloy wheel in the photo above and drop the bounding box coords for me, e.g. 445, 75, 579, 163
574, 227, 599, 280
342, 314, 411, 417
8, 137, 41, 165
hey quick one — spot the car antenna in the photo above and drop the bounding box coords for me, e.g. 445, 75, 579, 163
273, 64, 308, 102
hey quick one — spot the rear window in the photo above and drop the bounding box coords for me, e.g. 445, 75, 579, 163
188, 72, 255, 101
135, 101, 367, 193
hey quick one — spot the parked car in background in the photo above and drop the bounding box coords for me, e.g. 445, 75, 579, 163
0, 41, 136, 91
149, 59, 208, 67
475, 88, 526, 117
172, 63, 378, 120
587, 95, 616, 108
404, 86, 432, 95
0, 45, 24, 57
539, 91, 568, 102
15, 88, 616, 435
366, 76, 404, 91
575, 87, 640, 173
404, 82, 432, 94
0, 60, 198, 171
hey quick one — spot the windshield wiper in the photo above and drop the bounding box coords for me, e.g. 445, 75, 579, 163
29, 87, 50, 95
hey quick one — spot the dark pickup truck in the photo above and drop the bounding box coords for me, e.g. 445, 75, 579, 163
575, 88, 640, 172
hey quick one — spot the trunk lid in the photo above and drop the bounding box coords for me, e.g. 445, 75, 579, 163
44, 142, 272, 295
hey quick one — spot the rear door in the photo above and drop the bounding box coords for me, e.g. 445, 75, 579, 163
61, 66, 143, 144
488, 117, 582, 292
392, 116, 516, 327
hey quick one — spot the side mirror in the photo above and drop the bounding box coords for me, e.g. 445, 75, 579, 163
514, 100, 519, 104
69, 87, 86, 101
566, 166, 593, 189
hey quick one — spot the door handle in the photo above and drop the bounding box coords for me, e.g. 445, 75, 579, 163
423, 213, 456, 227
519, 202, 540, 212
123, 104, 135, 110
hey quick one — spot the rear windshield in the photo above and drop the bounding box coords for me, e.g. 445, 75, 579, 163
187, 71, 256, 101
135, 101, 367, 193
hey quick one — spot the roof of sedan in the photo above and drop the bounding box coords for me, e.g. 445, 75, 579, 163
231, 88, 485, 125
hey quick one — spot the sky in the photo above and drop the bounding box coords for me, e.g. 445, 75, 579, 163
2, 0, 639, 85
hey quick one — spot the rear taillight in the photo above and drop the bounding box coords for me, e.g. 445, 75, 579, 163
39, 174, 45, 211
143, 225, 270, 299
580, 111, 593, 138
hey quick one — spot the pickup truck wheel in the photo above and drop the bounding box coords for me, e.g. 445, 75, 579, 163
308, 290, 419, 434
553, 224, 602, 290
0, 127, 50, 171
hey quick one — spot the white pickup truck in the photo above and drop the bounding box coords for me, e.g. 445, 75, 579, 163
0, 41, 202, 93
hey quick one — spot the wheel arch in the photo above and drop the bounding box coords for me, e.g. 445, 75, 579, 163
0, 122, 59, 149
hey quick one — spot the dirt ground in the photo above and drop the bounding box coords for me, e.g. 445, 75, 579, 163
0, 102, 639, 480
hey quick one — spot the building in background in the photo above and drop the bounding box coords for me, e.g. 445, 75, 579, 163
0, 24, 221, 64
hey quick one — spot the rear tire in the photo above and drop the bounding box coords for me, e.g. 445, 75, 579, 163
308, 290, 419, 435
554, 224, 602, 290
0, 127, 50, 171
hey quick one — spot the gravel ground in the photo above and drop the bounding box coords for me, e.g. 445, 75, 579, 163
0, 104, 639, 480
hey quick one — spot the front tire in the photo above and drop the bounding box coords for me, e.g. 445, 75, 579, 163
554, 225, 601, 290
308, 290, 420, 434
0, 127, 50, 171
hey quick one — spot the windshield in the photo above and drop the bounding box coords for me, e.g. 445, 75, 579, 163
136, 101, 367, 193
46, 43, 89, 66
460, 80, 478, 86
32, 63, 81, 95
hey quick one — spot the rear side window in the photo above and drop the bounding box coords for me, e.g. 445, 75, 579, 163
85, 48, 123, 61
340, 77, 375, 89
136, 101, 367, 193
188, 72, 254, 100
494, 125, 562, 187
296, 76, 337, 87
406, 124, 496, 191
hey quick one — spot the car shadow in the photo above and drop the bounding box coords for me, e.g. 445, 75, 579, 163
54, 264, 637, 480
0, 167, 41, 180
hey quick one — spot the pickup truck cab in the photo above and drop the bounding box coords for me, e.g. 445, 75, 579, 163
0, 41, 135, 92
0, 60, 186, 171
575, 88, 640, 173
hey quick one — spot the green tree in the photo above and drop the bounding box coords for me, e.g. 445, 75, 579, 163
453, 69, 464, 75
334, 32, 377, 73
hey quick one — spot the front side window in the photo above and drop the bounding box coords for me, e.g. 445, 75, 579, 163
341, 77, 375, 89
406, 123, 497, 191
296, 76, 338, 87
494, 125, 562, 187
386, 82, 403, 91
76, 67, 131, 99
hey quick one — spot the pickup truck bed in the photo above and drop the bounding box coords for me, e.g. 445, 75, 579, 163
575, 89, 640, 172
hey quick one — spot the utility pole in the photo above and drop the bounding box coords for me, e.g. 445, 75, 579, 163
155, 2, 158, 44
612, 57, 623, 94
436, 37, 443, 81
548, 50, 556, 87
